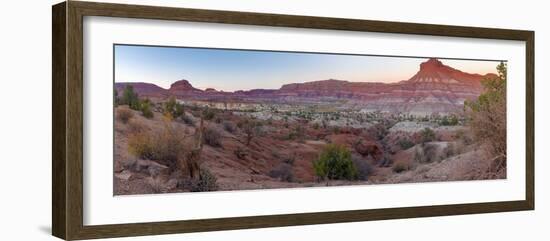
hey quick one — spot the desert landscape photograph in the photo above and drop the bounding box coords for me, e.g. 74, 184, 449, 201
113, 45, 507, 195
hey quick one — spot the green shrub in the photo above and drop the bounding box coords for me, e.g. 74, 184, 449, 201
420, 127, 436, 144
190, 168, 218, 192
313, 144, 357, 181
163, 96, 184, 119
439, 115, 459, 126
202, 107, 216, 120
465, 62, 507, 171
140, 99, 154, 119
121, 85, 140, 110
398, 138, 415, 150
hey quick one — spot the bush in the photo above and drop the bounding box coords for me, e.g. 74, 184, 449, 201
234, 146, 248, 159
181, 114, 195, 126
128, 132, 155, 159
420, 127, 436, 144
352, 156, 372, 181
312, 122, 320, 130
121, 85, 140, 110
202, 108, 216, 120
127, 118, 146, 133
282, 153, 296, 165
189, 168, 218, 192
286, 125, 305, 141
114, 89, 119, 107
367, 123, 388, 140
443, 142, 455, 158
398, 138, 415, 150
128, 122, 186, 170
268, 163, 294, 182
439, 115, 459, 126
454, 129, 474, 145
414, 143, 438, 163
203, 126, 222, 147
222, 121, 236, 133
164, 96, 184, 119
392, 161, 410, 173
465, 62, 507, 160
313, 144, 357, 181
140, 99, 154, 119
116, 107, 134, 124
239, 119, 262, 145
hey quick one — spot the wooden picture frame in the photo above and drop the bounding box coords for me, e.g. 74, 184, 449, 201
52, 1, 534, 240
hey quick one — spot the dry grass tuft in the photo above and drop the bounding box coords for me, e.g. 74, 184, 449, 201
116, 107, 134, 124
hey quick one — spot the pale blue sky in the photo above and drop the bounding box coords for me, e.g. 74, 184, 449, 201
114, 44, 500, 91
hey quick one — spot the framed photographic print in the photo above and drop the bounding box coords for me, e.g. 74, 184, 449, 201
52, 1, 534, 240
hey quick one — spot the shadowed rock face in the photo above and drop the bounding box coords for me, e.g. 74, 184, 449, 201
115, 58, 497, 115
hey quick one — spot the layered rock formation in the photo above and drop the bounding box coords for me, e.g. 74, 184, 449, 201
115, 58, 497, 115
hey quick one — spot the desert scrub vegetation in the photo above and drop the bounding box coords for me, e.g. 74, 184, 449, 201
127, 118, 146, 133
443, 142, 464, 158
286, 125, 305, 141
269, 163, 294, 182
190, 168, 218, 192
438, 114, 459, 126
120, 85, 141, 110
414, 143, 439, 163
367, 122, 390, 140
116, 107, 134, 124
397, 138, 415, 150
313, 144, 358, 181
465, 62, 507, 175
239, 119, 263, 146
352, 156, 372, 180
181, 113, 195, 126
453, 129, 474, 145
178, 168, 219, 192
203, 125, 222, 147
139, 98, 154, 119
420, 127, 436, 144
127, 120, 186, 170
201, 107, 216, 120
234, 146, 248, 160
117, 85, 154, 118
163, 96, 184, 119
222, 121, 236, 133
392, 160, 411, 173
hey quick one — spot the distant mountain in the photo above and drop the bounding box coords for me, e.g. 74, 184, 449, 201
114, 82, 167, 97
169, 79, 203, 93
115, 58, 497, 115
